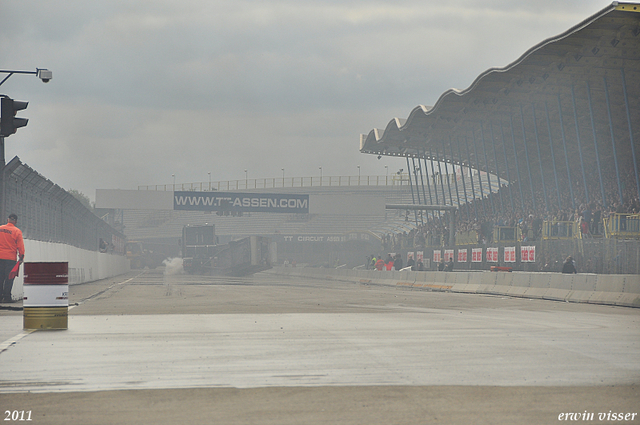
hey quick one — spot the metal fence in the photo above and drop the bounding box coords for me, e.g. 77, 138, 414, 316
2, 157, 126, 253
138, 174, 414, 192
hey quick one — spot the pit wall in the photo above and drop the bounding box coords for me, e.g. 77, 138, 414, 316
267, 266, 640, 308
10, 239, 130, 299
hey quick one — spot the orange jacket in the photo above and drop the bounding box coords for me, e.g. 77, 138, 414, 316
0, 222, 25, 261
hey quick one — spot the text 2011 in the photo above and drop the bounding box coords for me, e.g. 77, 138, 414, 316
4, 411, 32, 421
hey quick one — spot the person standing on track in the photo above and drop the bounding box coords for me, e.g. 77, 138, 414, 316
0, 214, 25, 303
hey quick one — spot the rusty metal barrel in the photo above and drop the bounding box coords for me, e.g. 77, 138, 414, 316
23, 262, 69, 330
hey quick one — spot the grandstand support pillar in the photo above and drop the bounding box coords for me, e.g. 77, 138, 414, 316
489, 123, 505, 211
411, 157, 423, 224
471, 129, 486, 216
620, 68, 640, 204
544, 101, 563, 211
449, 207, 455, 248
385, 204, 456, 246
499, 122, 515, 212
417, 156, 429, 213
455, 138, 471, 220
603, 76, 624, 205
428, 147, 442, 218
509, 112, 526, 212
479, 124, 495, 214
423, 155, 435, 222
586, 81, 607, 208
519, 105, 536, 211
406, 157, 419, 225
463, 136, 478, 219
557, 94, 576, 210
449, 138, 462, 211
531, 104, 549, 212
441, 139, 454, 207
472, 129, 487, 216
421, 154, 434, 207
436, 148, 447, 216
411, 157, 422, 206
570, 84, 590, 205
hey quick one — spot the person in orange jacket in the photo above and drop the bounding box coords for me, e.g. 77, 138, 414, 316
0, 214, 25, 303
374, 257, 385, 271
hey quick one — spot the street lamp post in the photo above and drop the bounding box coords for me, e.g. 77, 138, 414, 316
357, 165, 361, 185
281, 168, 285, 187
244, 169, 248, 189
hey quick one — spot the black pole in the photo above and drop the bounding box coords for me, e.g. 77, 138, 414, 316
0, 136, 4, 221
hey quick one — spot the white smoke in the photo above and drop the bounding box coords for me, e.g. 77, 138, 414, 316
163, 257, 185, 276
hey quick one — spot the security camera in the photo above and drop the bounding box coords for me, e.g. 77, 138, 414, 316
37, 69, 52, 83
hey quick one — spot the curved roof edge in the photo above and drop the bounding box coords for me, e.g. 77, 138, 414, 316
360, 1, 622, 154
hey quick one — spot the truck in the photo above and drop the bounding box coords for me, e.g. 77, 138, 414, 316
125, 241, 165, 269
181, 224, 276, 276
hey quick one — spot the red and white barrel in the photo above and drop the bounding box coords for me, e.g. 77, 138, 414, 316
23, 262, 69, 330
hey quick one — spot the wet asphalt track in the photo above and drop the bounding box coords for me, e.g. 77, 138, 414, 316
1, 269, 638, 424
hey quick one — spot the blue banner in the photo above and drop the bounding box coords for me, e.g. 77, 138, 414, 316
174, 191, 309, 213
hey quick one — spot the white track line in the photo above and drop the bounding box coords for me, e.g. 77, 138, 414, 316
0, 329, 36, 354
1, 272, 144, 353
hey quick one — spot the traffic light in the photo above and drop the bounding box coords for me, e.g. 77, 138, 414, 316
1, 96, 28, 137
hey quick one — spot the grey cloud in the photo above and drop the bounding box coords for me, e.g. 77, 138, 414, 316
0, 0, 608, 199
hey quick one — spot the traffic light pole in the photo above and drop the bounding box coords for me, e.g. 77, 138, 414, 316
0, 67, 51, 220
0, 68, 52, 87
0, 71, 31, 87
0, 136, 5, 221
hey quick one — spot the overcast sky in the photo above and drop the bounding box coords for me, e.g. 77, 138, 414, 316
1, 0, 609, 200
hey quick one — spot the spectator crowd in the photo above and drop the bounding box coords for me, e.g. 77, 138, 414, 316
380, 167, 640, 254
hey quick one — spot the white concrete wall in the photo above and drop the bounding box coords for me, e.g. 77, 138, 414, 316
268, 267, 640, 308
9, 239, 130, 299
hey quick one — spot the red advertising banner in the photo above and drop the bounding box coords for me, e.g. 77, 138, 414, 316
433, 250, 441, 263
504, 246, 516, 263
458, 249, 468, 263
528, 245, 535, 262
444, 249, 454, 262
486, 247, 499, 263
471, 248, 483, 263
521, 246, 529, 262
521, 246, 536, 262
